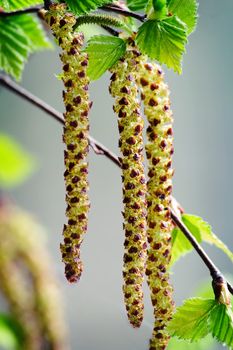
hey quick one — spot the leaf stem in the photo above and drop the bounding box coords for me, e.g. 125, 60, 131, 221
0, 74, 232, 296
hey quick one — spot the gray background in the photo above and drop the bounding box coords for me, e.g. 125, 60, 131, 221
0, 0, 233, 348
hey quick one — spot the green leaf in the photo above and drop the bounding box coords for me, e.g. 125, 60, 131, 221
151, 0, 167, 19
171, 224, 202, 266
167, 0, 198, 35
168, 298, 216, 341
0, 0, 42, 11
167, 335, 216, 350
0, 314, 24, 349
209, 303, 233, 348
171, 214, 233, 266
126, 0, 149, 11
0, 133, 37, 189
136, 15, 187, 73
12, 15, 52, 52
0, 18, 29, 80
183, 214, 233, 263
0, 14, 51, 80
86, 35, 126, 80
64, 0, 112, 15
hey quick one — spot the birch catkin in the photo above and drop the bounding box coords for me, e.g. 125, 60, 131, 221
0, 204, 68, 350
109, 46, 147, 328
43, 4, 91, 283
138, 61, 174, 349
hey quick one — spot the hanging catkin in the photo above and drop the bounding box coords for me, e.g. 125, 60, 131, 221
0, 203, 68, 350
138, 61, 174, 349
109, 45, 147, 328
42, 4, 91, 283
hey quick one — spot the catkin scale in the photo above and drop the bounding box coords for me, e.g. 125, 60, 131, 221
109, 47, 147, 328
138, 61, 174, 349
43, 4, 91, 283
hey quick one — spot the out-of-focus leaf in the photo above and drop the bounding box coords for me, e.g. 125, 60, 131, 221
0, 0, 42, 11
0, 314, 24, 349
65, 0, 112, 15
167, 335, 216, 350
0, 133, 37, 188
12, 14, 52, 52
126, 0, 148, 11
0, 14, 51, 80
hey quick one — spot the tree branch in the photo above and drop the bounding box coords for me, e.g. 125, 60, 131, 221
0, 74, 232, 295
0, 74, 120, 167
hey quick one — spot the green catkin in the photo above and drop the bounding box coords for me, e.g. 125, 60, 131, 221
0, 204, 68, 350
138, 61, 174, 349
43, 4, 91, 283
109, 45, 147, 328
0, 211, 42, 350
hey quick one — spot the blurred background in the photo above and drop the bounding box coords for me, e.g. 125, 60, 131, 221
1, 0, 233, 349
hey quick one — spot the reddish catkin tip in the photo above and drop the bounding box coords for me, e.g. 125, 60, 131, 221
138, 56, 175, 349
109, 46, 147, 328
44, 4, 91, 283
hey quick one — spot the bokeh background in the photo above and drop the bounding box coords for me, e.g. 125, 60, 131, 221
1, 0, 233, 348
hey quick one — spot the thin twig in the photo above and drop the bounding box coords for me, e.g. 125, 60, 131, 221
0, 74, 232, 295
0, 3, 145, 22
101, 4, 145, 22
171, 211, 233, 295
0, 74, 120, 167
101, 25, 120, 36
0, 5, 42, 17
171, 211, 220, 278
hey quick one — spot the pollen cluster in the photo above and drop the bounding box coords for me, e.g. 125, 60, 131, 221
109, 48, 147, 328
43, 4, 91, 283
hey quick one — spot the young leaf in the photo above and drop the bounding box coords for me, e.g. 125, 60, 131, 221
0, 14, 51, 80
167, 335, 216, 350
168, 298, 216, 341
12, 14, 52, 52
151, 0, 167, 19
183, 214, 233, 263
136, 15, 187, 73
167, 0, 198, 35
209, 303, 233, 348
86, 35, 126, 80
0, 0, 42, 11
171, 214, 233, 266
64, 0, 112, 15
0, 133, 37, 189
171, 224, 202, 266
126, 0, 148, 11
